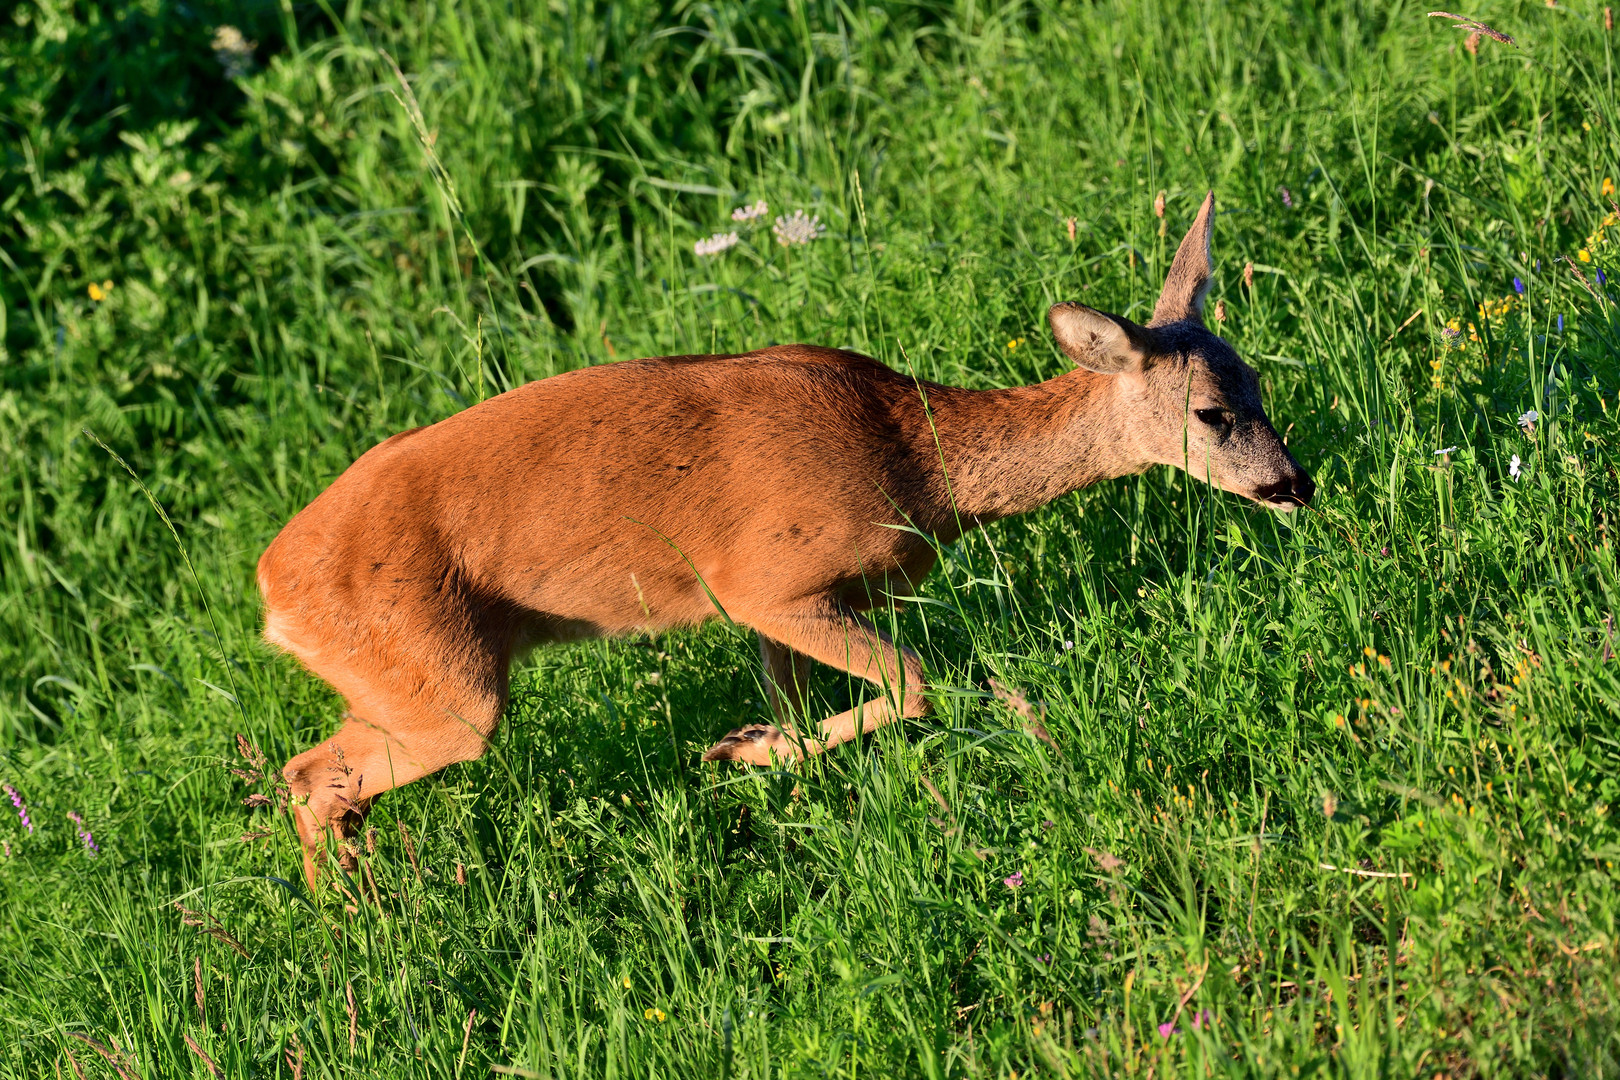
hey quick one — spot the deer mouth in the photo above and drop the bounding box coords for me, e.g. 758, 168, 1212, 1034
1248, 473, 1315, 511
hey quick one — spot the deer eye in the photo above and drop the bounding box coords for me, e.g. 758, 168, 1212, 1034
1194, 408, 1234, 430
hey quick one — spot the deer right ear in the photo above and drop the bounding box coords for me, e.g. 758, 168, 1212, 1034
1048, 302, 1153, 375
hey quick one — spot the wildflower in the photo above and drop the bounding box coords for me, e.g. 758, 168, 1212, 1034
211, 25, 257, 79
1006, 337, 1025, 352
1086, 847, 1124, 872
1158, 1021, 1179, 1038
693, 232, 740, 257
67, 811, 97, 854
1153, 190, 1166, 218
1513, 276, 1525, 294
1190, 1010, 1214, 1030
87, 280, 114, 302
731, 200, 768, 222
1509, 454, 1522, 480
643, 1008, 667, 1022
1037, 953, 1052, 964
1441, 326, 1462, 348
1279, 186, 1293, 209
772, 210, 824, 246
1557, 313, 1564, 332
1579, 249, 1592, 262
1517, 409, 1537, 433
1605, 178, 1616, 198
1062, 640, 1074, 650
1004, 871, 1024, 889
622, 975, 632, 989
4, 784, 31, 833
1598, 269, 1609, 285
1434, 446, 1457, 456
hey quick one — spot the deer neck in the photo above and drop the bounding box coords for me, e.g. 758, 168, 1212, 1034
924, 368, 1138, 525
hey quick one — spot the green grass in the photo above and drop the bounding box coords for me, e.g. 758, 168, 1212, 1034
3, 0, 1620, 1075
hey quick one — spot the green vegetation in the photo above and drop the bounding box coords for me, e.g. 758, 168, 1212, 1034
3, 0, 1619, 1074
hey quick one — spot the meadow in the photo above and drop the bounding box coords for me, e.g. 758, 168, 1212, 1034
2, 0, 1619, 1075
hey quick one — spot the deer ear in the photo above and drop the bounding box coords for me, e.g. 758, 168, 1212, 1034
1048, 302, 1153, 375
1151, 190, 1215, 325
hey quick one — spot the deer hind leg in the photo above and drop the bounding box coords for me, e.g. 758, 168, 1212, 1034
279, 638, 507, 891
706, 603, 928, 765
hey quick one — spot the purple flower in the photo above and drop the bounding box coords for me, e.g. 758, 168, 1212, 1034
1036, 953, 1052, 964
1003, 871, 1024, 889
1279, 186, 1293, 208
1557, 313, 1564, 333
1597, 268, 1609, 285
1158, 1021, 1179, 1038
1513, 276, 1525, 295
67, 811, 97, 855
5, 784, 31, 833
1190, 1010, 1214, 1030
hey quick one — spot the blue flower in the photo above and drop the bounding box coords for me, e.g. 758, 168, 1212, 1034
1557, 313, 1564, 333
1598, 269, 1609, 285
1513, 276, 1525, 294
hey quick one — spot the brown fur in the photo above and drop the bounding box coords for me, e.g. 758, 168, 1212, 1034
259, 191, 1312, 887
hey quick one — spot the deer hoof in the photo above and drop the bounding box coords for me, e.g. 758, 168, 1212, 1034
703, 725, 794, 765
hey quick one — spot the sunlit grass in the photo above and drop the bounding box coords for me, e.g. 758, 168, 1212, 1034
1, 0, 1618, 1075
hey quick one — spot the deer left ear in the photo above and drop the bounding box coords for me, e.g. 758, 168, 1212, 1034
1151, 190, 1215, 326
1048, 302, 1154, 375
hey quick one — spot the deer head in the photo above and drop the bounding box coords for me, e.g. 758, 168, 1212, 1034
1047, 192, 1314, 511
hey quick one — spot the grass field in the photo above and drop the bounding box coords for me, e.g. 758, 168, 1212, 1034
3, 0, 1620, 1075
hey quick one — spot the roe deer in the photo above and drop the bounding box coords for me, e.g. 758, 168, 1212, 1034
259, 191, 1312, 887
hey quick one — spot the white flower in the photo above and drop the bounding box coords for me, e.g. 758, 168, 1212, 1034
773, 210, 825, 247
211, 25, 256, 79
1434, 446, 1458, 456
693, 231, 740, 257
1063, 640, 1074, 651
1517, 409, 1538, 432
731, 200, 768, 222
1509, 454, 1522, 480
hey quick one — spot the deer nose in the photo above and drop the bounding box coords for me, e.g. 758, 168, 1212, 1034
1253, 470, 1315, 509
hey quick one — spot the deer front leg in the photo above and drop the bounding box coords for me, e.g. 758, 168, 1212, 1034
759, 633, 813, 720
705, 603, 928, 765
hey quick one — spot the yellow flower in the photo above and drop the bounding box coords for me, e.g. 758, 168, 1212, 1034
1604, 177, 1616, 198
88, 280, 114, 301
1006, 337, 1025, 352
622, 975, 632, 989
1579, 249, 1593, 262
644, 1008, 667, 1023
